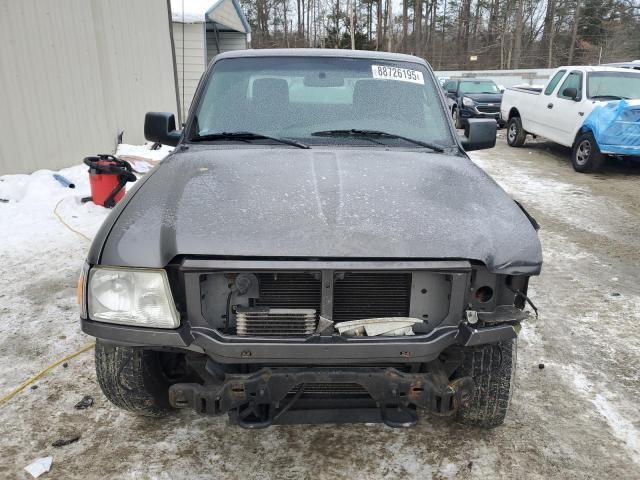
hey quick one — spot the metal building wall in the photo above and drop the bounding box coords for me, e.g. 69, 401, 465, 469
206, 30, 247, 63
0, 0, 178, 175
172, 22, 206, 121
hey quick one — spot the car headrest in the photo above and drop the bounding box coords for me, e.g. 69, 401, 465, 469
353, 79, 425, 121
252, 78, 289, 107
353, 80, 388, 115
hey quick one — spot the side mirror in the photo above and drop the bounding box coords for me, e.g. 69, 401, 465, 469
144, 112, 182, 146
562, 87, 578, 100
460, 118, 497, 151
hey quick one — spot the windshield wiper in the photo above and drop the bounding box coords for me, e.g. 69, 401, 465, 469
590, 94, 629, 100
311, 129, 444, 152
190, 131, 310, 149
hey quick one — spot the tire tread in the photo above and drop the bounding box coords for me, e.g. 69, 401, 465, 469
507, 117, 527, 147
95, 340, 172, 417
456, 339, 516, 428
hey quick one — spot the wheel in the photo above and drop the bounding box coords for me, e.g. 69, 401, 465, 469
506, 117, 526, 147
455, 339, 516, 428
452, 107, 463, 129
95, 340, 173, 416
572, 131, 605, 173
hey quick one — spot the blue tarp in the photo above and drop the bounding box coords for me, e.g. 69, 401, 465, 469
583, 99, 640, 156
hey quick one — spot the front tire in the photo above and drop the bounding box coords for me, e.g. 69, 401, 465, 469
455, 339, 516, 428
572, 131, 605, 173
506, 117, 526, 147
95, 340, 173, 416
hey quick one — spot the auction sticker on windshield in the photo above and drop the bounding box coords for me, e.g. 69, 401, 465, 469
371, 65, 424, 85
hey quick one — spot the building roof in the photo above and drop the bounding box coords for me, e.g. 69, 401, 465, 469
171, 0, 250, 33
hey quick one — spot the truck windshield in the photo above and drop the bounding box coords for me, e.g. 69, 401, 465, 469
587, 72, 640, 100
190, 56, 453, 147
459, 80, 500, 94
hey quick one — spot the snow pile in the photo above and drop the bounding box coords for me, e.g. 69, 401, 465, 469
0, 164, 107, 255
116, 143, 173, 162
0, 143, 172, 255
170, 0, 215, 23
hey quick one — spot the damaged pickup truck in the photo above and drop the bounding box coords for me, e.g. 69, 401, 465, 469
80, 49, 542, 429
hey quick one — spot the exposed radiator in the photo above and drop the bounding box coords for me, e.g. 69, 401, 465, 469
333, 272, 412, 321
254, 272, 322, 311
235, 308, 317, 336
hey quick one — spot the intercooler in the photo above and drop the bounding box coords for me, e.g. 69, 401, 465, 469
234, 272, 412, 337
235, 308, 317, 336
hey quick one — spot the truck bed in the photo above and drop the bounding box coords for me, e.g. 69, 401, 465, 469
506, 85, 543, 95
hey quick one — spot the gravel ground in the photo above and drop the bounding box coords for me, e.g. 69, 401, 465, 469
1, 136, 639, 479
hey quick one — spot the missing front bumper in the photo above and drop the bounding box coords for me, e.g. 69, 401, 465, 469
82, 319, 517, 364
168, 366, 474, 428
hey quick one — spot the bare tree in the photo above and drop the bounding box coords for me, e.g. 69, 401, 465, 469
349, 0, 356, 49
239, 0, 639, 69
512, 0, 524, 68
414, 0, 422, 57
402, 0, 408, 52
386, 0, 392, 51
542, 0, 556, 67
568, 0, 581, 64
376, 0, 382, 50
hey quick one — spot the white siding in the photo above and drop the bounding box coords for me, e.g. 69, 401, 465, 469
173, 22, 206, 120
0, 0, 178, 175
206, 30, 247, 63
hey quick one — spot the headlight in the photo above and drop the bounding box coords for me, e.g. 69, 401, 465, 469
88, 267, 179, 328
462, 97, 475, 107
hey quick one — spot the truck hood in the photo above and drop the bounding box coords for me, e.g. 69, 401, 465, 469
95, 147, 542, 274
465, 93, 503, 104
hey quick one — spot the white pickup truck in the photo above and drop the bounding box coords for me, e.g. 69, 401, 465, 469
501, 66, 640, 172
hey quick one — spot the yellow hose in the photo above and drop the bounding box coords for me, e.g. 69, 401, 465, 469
0, 342, 95, 406
53, 197, 92, 242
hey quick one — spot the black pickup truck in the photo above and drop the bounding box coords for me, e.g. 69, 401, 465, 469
80, 49, 541, 429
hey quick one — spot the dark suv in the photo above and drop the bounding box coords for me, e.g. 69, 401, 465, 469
444, 78, 504, 129
80, 49, 541, 429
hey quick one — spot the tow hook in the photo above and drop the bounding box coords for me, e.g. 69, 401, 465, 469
466, 310, 479, 324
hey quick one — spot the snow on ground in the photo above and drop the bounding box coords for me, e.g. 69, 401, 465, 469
0, 143, 171, 394
1, 137, 639, 479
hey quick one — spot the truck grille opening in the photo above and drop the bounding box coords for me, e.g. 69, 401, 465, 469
199, 270, 422, 336
236, 308, 317, 336
254, 272, 322, 311
476, 105, 500, 113
333, 272, 411, 321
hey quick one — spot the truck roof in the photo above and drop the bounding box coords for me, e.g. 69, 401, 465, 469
449, 78, 496, 82
214, 48, 429, 66
554, 65, 640, 73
